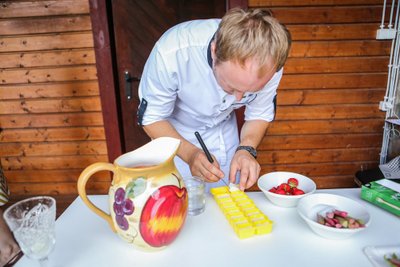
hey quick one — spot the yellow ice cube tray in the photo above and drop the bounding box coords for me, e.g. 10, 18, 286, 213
210, 186, 273, 239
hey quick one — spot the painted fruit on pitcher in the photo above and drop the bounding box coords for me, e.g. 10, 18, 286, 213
113, 187, 134, 231
140, 182, 188, 247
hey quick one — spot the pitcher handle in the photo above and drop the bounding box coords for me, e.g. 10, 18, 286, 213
77, 162, 117, 232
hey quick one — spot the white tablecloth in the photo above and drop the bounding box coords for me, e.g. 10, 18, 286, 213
15, 188, 400, 267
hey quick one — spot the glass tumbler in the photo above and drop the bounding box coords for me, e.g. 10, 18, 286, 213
3, 196, 56, 267
185, 176, 206, 216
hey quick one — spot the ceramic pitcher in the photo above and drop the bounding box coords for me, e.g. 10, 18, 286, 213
77, 137, 188, 251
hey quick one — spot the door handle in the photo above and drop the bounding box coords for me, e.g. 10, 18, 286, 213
124, 71, 140, 100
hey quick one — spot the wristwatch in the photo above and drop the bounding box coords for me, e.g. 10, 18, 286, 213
236, 146, 257, 159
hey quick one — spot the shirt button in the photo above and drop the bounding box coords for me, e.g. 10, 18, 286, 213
222, 99, 226, 103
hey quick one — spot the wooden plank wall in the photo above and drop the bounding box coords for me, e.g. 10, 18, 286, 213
249, 0, 391, 189
0, 0, 392, 205
0, 0, 110, 206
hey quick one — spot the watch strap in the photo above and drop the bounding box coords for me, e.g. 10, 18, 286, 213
236, 146, 257, 159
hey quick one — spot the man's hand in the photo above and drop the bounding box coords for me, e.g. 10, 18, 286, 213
229, 149, 261, 191
188, 149, 224, 182
231, 119, 269, 191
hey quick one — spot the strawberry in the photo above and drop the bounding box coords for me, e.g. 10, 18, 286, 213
275, 189, 286, 195
278, 183, 291, 192
269, 187, 277, 193
287, 178, 299, 188
289, 188, 296, 195
292, 188, 305, 195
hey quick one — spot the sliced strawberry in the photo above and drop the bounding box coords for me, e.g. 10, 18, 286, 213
288, 178, 299, 188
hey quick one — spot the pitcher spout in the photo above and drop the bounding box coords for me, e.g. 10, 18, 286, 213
115, 137, 181, 169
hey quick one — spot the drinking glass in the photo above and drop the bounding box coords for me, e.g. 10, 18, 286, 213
185, 176, 206, 216
3, 196, 56, 267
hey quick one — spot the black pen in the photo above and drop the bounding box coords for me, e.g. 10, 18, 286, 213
194, 131, 230, 187
194, 131, 214, 163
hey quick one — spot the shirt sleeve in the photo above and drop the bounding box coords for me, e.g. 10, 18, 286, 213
138, 44, 178, 126
244, 68, 283, 122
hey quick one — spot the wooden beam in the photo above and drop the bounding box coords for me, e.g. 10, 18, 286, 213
0, 49, 96, 69
0, 141, 108, 157
0, 112, 104, 128
280, 73, 387, 89
276, 105, 384, 120
88, 0, 122, 161
1, 155, 109, 170
288, 24, 377, 41
0, 32, 94, 52
0, 66, 98, 84
260, 162, 378, 177
0, 16, 92, 35
290, 40, 391, 58
278, 88, 385, 105
271, 6, 383, 24
0, 81, 100, 100
268, 119, 384, 135
259, 133, 382, 150
284, 57, 388, 74
1, 0, 89, 18
258, 147, 381, 164
0, 127, 106, 142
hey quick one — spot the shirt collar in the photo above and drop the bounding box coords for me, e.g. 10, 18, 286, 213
207, 33, 216, 68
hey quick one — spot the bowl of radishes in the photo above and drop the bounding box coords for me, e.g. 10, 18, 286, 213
297, 193, 370, 239
257, 171, 316, 208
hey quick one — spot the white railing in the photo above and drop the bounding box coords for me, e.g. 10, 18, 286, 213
378, 0, 400, 164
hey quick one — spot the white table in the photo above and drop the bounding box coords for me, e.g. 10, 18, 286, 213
15, 189, 400, 267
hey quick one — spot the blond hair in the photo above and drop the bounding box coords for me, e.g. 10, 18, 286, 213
214, 8, 291, 74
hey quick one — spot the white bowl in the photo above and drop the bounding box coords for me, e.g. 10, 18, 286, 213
257, 171, 316, 207
297, 193, 371, 239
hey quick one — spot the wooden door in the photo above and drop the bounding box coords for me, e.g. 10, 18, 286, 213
111, 0, 226, 153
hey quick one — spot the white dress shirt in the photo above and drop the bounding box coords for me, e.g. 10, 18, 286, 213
138, 19, 283, 190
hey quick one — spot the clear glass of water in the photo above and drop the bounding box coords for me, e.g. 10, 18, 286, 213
3, 196, 56, 267
185, 176, 206, 216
